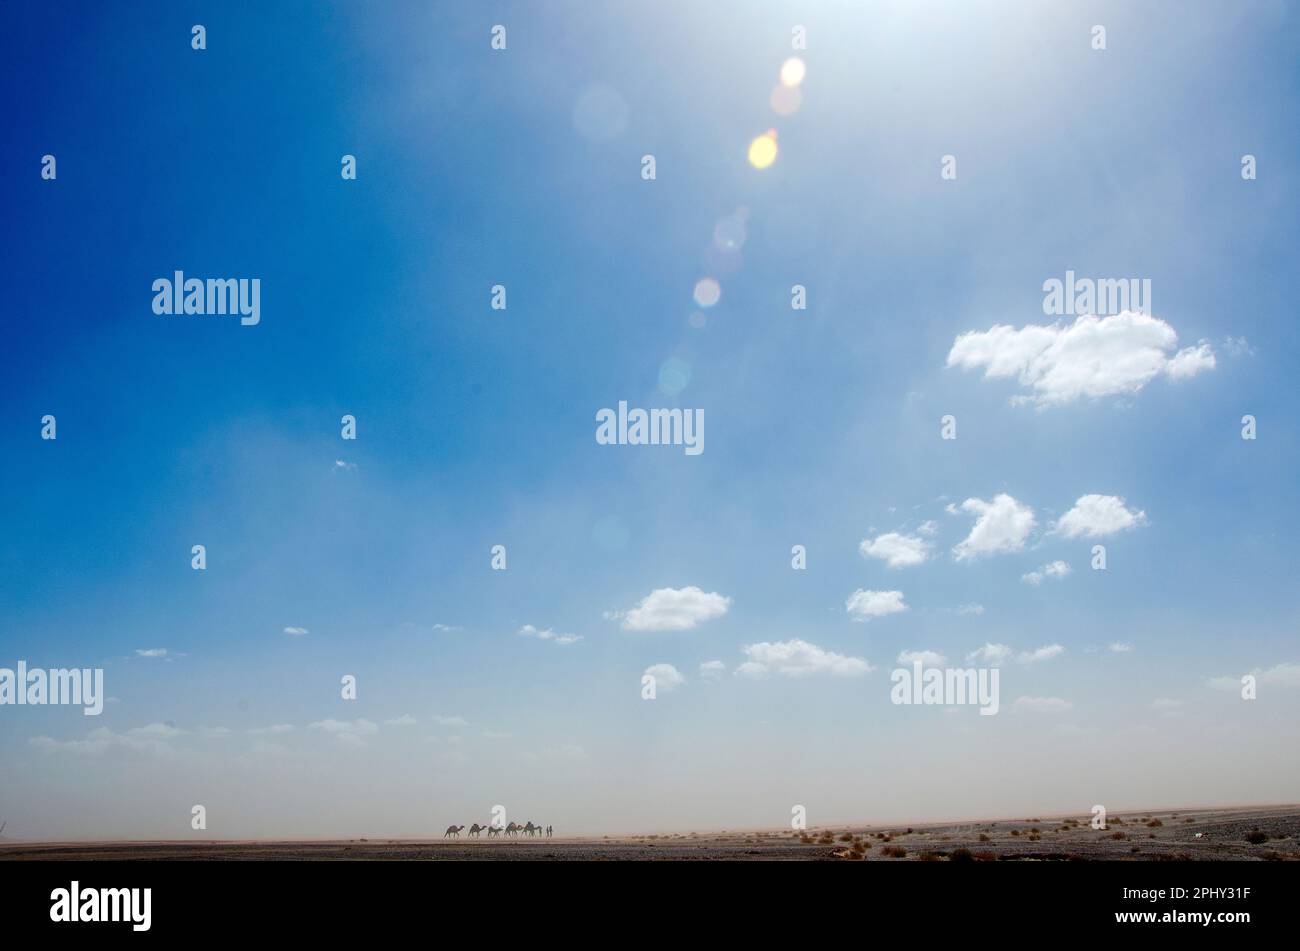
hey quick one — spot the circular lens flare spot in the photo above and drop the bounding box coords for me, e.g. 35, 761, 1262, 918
693, 277, 721, 307
748, 130, 778, 169
780, 57, 806, 87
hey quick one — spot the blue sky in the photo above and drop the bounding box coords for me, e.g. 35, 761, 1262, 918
2, 1, 1298, 838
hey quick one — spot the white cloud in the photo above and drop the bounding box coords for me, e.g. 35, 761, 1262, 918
333, 460, 356, 471
1022, 560, 1072, 585
845, 589, 908, 621
246, 724, 295, 735
1208, 662, 1300, 691
308, 718, 379, 747
644, 663, 685, 692
282, 626, 309, 636
1107, 642, 1134, 653
134, 648, 169, 658
918, 520, 939, 537
1053, 494, 1147, 538
967, 643, 1013, 667
433, 715, 468, 727
384, 715, 417, 726
946, 312, 1216, 406
699, 660, 726, 679
955, 603, 985, 616
1011, 696, 1073, 713
859, 532, 930, 568
617, 586, 731, 631
517, 624, 582, 645
30, 722, 186, 757
1017, 644, 1065, 664
897, 649, 947, 666
432, 623, 461, 633
952, 494, 1036, 561
736, 639, 872, 678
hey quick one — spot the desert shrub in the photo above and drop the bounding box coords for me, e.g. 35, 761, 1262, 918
918, 851, 941, 862
1246, 830, 1268, 845
1111, 831, 1127, 840
1146, 818, 1163, 828
949, 848, 974, 862
973, 850, 998, 862
1010, 830, 1020, 837
839, 833, 854, 842
978, 833, 991, 842
881, 845, 908, 858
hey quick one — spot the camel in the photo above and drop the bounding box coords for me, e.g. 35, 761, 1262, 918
444, 824, 465, 838
467, 823, 487, 838
522, 821, 538, 837
486, 825, 502, 838
505, 821, 522, 837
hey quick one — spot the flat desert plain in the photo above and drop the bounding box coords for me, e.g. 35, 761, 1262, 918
2, 805, 1297, 861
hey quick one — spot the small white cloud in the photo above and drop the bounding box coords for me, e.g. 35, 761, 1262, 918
955, 603, 985, 616
897, 649, 947, 666
967, 643, 1012, 667
1107, 642, 1134, 653
952, 494, 1036, 561
699, 660, 726, 679
1221, 335, 1254, 357
1017, 644, 1065, 664
308, 718, 379, 747
859, 532, 930, 568
644, 663, 685, 692
134, 648, 169, 658
282, 626, 309, 636
1207, 662, 1300, 690
246, 724, 295, 735
618, 587, 731, 631
384, 715, 417, 726
517, 624, 582, 645
845, 589, 908, 621
1012, 696, 1073, 713
1053, 495, 1147, 539
333, 460, 357, 471
433, 715, 468, 727
946, 312, 1215, 406
917, 520, 939, 537
1022, 560, 1072, 585
737, 639, 872, 678
432, 623, 461, 633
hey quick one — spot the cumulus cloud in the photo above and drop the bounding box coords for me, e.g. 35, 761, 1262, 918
1011, 696, 1073, 713
737, 639, 872, 678
308, 718, 379, 747
1017, 644, 1065, 664
946, 312, 1216, 406
967, 643, 1013, 667
845, 589, 908, 621
897, 649, 947, 666
616, 586, 731, 631
860, 532, 930, 568
699, 660, 726, 680
1053, 494, 1147, 538
517, 624, 582, 645
1022, 560, 1072, 585
951, 494, 1036, 560
1207, 662, 1300, 691
30, 722, 186, 757
644, 663, 685, 692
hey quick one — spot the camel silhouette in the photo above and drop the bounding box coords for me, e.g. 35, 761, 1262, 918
467, 823, 487, 837
444, 824, 465, 838
486, 825, 502, 838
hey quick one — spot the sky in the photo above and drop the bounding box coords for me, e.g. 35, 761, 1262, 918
1, 0, 1298, 839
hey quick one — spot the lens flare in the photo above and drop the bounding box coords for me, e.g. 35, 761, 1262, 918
747, 130, 778, 169
780, 57, 806, 87
693, 277, 721, 307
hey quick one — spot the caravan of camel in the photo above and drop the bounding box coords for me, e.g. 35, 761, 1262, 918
444, 822, 552, 839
